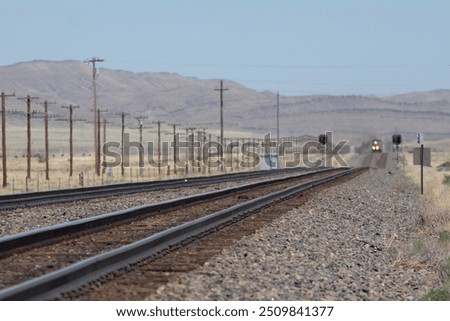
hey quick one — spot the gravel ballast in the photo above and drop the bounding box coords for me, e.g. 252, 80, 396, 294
147, 169, 443, 300
0, 174, 296, 237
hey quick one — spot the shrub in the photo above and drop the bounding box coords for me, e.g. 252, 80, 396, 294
437, 161, 450, 171
422, 287, 450, 301
439, 230, 450, 242
443, 174, 450, 186
413, 240, 424, 252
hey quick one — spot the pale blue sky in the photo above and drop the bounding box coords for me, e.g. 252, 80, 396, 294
1, 0, 449, 95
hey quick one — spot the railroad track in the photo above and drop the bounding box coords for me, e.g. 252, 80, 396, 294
0, 167, 310, 210
0, 166, 365, 300
361, 152, 387, 169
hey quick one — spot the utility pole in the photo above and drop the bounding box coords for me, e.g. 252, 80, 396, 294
18, 95, 39, 179
97, 109, 101, 174
183, 127, 197, 174
208, 133, 212, 173
151, 120, 166, 175
38, 100, 56, 180
168, 123, 180, 175
115, 112, 130, 176
130, 116, 150, 177
97, 109, 108, 173
214, 80, 228, 162
1, 92, 15, 187
85, 57, 104, 176
93, 108, 108, 175
197, 128, 207, 173
276, 92, 280, 169
59, 105, 82, 177
102, 117, 114, 174
120, 112, 126, 177
103, 117, 106, 172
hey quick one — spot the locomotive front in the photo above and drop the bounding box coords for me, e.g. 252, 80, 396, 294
371, 139, 382, 152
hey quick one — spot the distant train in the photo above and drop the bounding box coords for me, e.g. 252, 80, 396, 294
371, 139, 382, 152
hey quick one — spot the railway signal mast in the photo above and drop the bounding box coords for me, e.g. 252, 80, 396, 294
417, 133, 424, 195
392, 134, 402, 168
318, 134, 327, 166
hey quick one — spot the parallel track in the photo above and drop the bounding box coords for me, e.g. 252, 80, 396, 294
0, 167, 365, 300
0, 168, 335, 253
0, 168, 310, 210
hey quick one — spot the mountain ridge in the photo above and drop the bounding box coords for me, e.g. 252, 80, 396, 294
1, 60, 449, 141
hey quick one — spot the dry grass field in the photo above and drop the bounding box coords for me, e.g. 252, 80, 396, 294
0, 132, 249, 194
401, 139, 450, 300
0, 123, 166, 193
403, 139, 450, 219
3, 123, 325, 194
1, 120, 360, 194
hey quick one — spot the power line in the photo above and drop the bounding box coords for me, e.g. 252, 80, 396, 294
108, 60, 442, 69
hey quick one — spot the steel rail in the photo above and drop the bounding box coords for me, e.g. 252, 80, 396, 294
0, 167, 364, 300
0, 168, 338, 253
0, 168, 310, 210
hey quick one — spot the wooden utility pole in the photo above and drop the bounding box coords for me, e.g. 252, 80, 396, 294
276, 92, 280, 169
197, 128, 207, 173
94, 108, 108, 175
130, 116, 150, 177
101, 116, 114, 174
183, 127, 196, 174
97, 109, 101, 174
1, 92, 15, 187
59, 105, 82, 176
120, 112, 126, 176
85, 57, 104, 176
214, 80, 228, 153
151, 120, 166, 175
115, 112, 130, 176
102, 117, 107, 173
208, 133, 212, 173
38, 100, 56, 180
18, 95, 39, 179
168, 123, 180, 175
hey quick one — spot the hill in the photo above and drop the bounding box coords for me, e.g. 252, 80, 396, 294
1, 60, 449, 143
